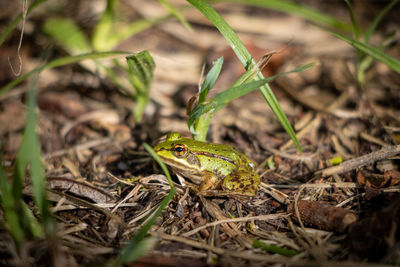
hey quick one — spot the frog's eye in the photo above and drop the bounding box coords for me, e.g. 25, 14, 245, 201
173, 144, 188, 157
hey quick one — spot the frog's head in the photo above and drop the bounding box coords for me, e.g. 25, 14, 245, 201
153, 132, 194, 168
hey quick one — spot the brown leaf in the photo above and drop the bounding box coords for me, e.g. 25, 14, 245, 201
384, 170, 400, 186
48, 177, 115, 204
357, 170, 390, 189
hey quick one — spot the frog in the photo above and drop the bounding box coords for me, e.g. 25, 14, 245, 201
153, 132, 260, 196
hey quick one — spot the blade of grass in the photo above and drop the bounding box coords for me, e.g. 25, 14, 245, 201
157, 0, 193, 31
126, 51, 156, 122
0, 0, 46, 47
118, 143, 176, 263
365, 0, 399, 44
143, 143, 174, 188
108, 16, 171, 51
118, 188, 175, 263
253, 239, 297, 256
0, 72, 53, 247
92, 0, 118, 51
0, 157, 25, 245
17, 71, 54, 236
43, 17, 91, 54
344, 0, 360, 40
93, 1, 171, 52
326, 29, 400, 73
231, 51, 277, 87
188, 79, 267, 130
97, 60, 135, 98
344, 0, 364, 85
216, 0, 351, 32
191, 56, 224, 140
213, 63, 314, 110
189, 63, 314, 126
187, 0, 303, 152
0, 51, 130, 96
199, 56, 223, 103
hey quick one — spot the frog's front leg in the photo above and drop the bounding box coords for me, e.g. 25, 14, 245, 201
197, 171, 221, 193
222, 171, 260, 196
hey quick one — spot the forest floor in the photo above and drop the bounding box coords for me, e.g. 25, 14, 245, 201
1, 0, 400, 266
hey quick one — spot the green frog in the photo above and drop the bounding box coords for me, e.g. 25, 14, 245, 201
153, 132, 260, 196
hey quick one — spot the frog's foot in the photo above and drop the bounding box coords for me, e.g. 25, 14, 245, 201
185, 183, 201, 194
221, 171, 260, 196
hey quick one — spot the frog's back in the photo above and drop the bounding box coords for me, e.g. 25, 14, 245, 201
187, 139, 254, 171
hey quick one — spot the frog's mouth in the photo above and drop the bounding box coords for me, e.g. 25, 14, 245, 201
157, 155, 204, 185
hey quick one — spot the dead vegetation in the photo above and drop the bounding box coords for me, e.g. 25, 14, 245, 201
1, 0, 400, 266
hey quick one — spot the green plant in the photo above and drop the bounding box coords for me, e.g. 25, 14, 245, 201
342, 0, 400, 86
216, 0, 352, 32
0, 72, 54, 249
0, 0, 46, 46
126, 51, 156, 123
188, 55, 314, 142
217, 0, 400, 86
187, 0, 307, 152
41, 0, 187, 122
0, 51, 130, 96
116, 143, 176, 265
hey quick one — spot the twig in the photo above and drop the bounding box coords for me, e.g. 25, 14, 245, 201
317, 145, 400, 177
183, 214, 288, 237
153, 232, 384, 266
272, 182, 361, 189
360, 132, 391, 147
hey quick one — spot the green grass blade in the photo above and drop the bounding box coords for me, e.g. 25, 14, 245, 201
92, 0, 118, 51
126, 51, 156, 122
253, 239, 297, 256
15, 72, 55, 236
364, 0, 399, 44
93, 2, 171, 52
109, 17, 170, 51
118, 144, 176, 263
191, 56, 223, 140
187, 0, 303, 152
344, 0, 360, 41
118, 188, 175, 263
157, 0, 193, 31
188, 0, 251, 67
189, 62, 314, 127
143, 143, 174, 188
0, 157, 24, 245
189, 79, 269, 126
0, 0, 46, 47
43, 17, 91, 54
118, 236, 157, 264
326, 29, 400, 73
0, 51, 130, 96
217, 0, 351, 32
199, 56, 223, 103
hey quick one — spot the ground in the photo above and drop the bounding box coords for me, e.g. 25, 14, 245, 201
0, 0, 400, 266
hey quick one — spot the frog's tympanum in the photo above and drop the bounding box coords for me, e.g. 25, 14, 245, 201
154, 132, 260, 196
